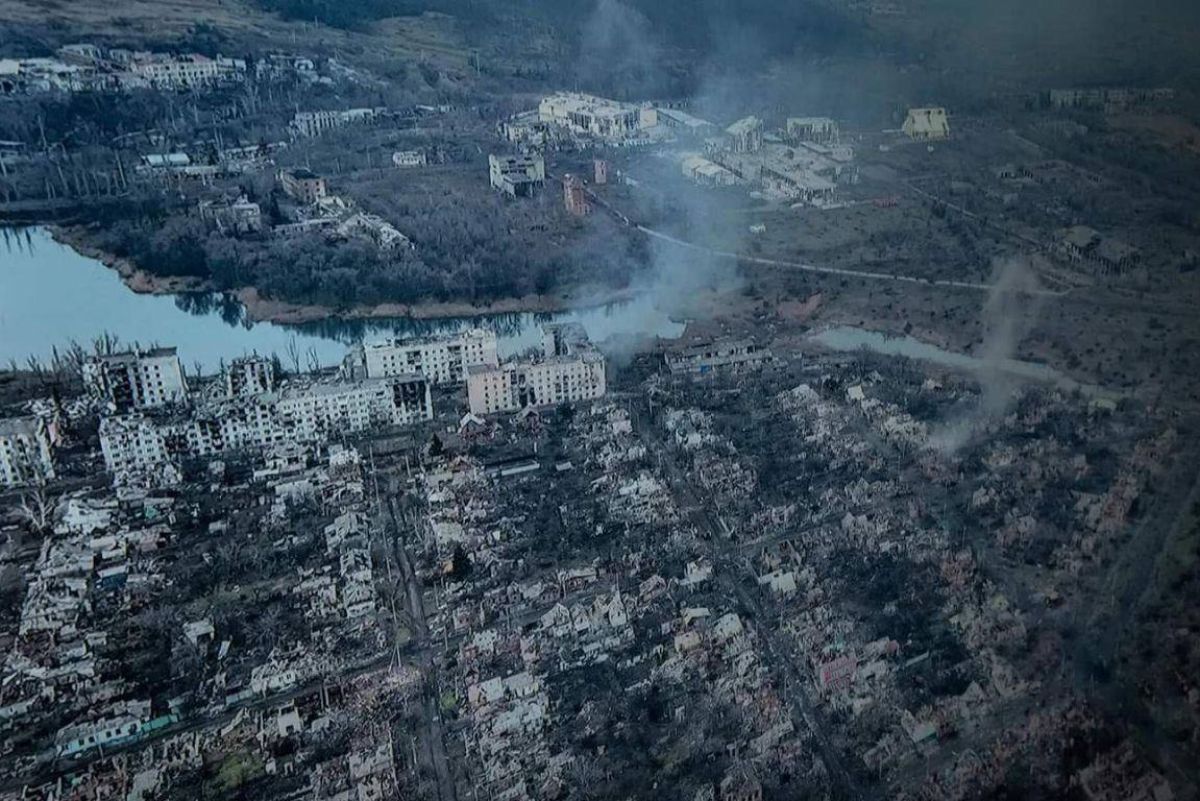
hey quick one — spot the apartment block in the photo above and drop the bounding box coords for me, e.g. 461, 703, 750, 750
0, 416, 56, 488
291, 108, 379, 138
225, 356, 277, 397
99, 375, 432, 485
278, 168, 328, 204
356, 329, 499, 385
82, 348, 187, 412
467, 325, 606, 415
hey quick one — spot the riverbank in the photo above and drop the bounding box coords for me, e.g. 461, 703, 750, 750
50, 226, 218, 295
49, 225, 640, 325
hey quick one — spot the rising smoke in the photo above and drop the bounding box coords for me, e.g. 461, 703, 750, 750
575, 0, 663, 100
929, 256, 1045, 454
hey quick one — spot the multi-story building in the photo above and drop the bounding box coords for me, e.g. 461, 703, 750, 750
488, 153, 545, 197
100, 375, 432, 484
902, 108, 950, 141
291, 108, 379, 138
537, 92, 646, 141
467, 325, 606, 415
130, 54, 221, 88
726, 116, 764, 153
353, 329, 499, 385
278, 168, 328, 204
225, 356, 277, 397
0, 416, 56, 488
787, 117, 839, 145
82, 348, 187, 412
563, 174, 590, 216
198, 195, 262, 234
664, 338, 773, 375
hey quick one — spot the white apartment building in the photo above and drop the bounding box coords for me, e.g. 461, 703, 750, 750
225, 356, 277, 397
537, 92, 647, 141
467, 325, 605, 415
82, 348, 187, 412
291, 108, 379, 137
130, 54, 221, 88
100, 375, 432, 483
357, 329, 499, 385
0, 416, 56, 488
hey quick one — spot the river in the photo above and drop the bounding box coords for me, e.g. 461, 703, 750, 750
0, 227, 684, 372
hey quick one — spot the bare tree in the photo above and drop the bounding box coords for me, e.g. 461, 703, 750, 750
16, 483, 54, 533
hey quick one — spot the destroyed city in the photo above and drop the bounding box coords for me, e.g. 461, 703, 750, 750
3, 0, 1200, 800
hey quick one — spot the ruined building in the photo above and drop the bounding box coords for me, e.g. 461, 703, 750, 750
349, 329, 500, 385
82, 348, 187, 412
467, 325, 606, 415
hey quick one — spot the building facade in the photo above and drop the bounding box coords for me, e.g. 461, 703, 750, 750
726, 116, 764, 153
225, 356, 277, 397
278, 168, 328, 204
787, 117, 839, 144
291, 108, 379, 137
100, 375, 433, 484
489, 153, 545, 197
356, 329, 499, 385
537, 93, 644, 141
902, 108, 950, 140
82, 348, 187, 412
665, 339, 773, 375
563, 174, 590, 216
0, 416, 56, 488
467, 325, 606, 415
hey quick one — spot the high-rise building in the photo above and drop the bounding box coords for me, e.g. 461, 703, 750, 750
82, 348, 187, 412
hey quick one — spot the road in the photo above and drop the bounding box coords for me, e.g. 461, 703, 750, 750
630, 405, 869, 801
385, 495, 458, 801
578, 177, 1056, 299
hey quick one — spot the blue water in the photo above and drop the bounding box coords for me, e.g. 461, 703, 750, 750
0, 227, 683, 372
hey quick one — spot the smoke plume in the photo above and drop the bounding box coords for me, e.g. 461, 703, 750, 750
929, 257, 1044, 454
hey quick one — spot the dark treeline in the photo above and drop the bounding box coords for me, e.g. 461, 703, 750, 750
79, 190, 648, 310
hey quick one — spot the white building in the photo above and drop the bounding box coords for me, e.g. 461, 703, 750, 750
902, 107, 950, 140
537, 92, 646, 141
225, 356, 277, 397
82, 348, 187, 412
100, 375, 432, 484
129, 54, 222, 88
291, 108, 380, 137
787, 117, 839, 144
0, 416, 56, 488
392, 150, 427, 168
356, 329, 499, 385
489, 153, 545, 197
467, 325, 606, 415
726, 116, 764, 153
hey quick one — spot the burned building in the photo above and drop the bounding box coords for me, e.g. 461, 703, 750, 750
489, 153, 546, 197
467, 325, 606, 415
82, 348, 187, 412
0, 415, 56, 488
664, 338, 773, 375
99, 375, 432, 485
563, 174, 590, 216
351, 328, 499, 385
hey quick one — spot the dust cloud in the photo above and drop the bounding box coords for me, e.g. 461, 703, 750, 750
929, 257, 1045, 455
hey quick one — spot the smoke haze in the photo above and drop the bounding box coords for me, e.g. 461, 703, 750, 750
930, 257, 1045, 454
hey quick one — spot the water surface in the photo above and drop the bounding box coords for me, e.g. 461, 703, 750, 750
0, 227, 683, 371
